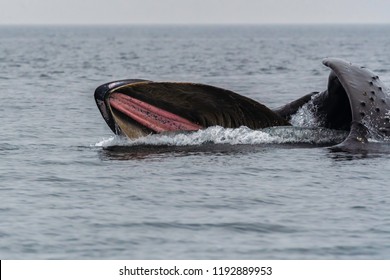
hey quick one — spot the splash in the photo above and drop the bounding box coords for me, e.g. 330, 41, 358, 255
94, 136, 128, 147
95, 125, 347, 147
290, 93, 323, 127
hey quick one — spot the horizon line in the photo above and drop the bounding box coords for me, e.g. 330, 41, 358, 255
1, 22, 390, 27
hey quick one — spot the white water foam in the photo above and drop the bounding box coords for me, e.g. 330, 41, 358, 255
290, 93, 323, 127
95, 125, 347, 147
95, 136, 129, 147
95, 126, 276, 147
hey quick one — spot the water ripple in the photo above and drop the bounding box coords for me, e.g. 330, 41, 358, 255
2, 25, 390, 259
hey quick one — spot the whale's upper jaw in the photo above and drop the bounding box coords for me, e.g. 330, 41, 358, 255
322, 58, 390, 147
94, 79, 151, 137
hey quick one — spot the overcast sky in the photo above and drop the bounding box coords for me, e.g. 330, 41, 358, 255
1, 0, 389, 25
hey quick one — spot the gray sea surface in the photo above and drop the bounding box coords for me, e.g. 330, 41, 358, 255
1, 25, 390, 259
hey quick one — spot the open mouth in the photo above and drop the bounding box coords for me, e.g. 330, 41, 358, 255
94, 80, 203, 138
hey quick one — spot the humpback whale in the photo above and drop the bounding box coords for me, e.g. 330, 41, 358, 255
94, 58, 390, 149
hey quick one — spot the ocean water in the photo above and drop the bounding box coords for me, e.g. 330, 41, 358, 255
1, 25, 390, 259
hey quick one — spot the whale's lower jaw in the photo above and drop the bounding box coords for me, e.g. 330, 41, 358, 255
95, 80, 289, 139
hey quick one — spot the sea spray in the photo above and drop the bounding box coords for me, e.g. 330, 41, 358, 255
95, 126, 348, 147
